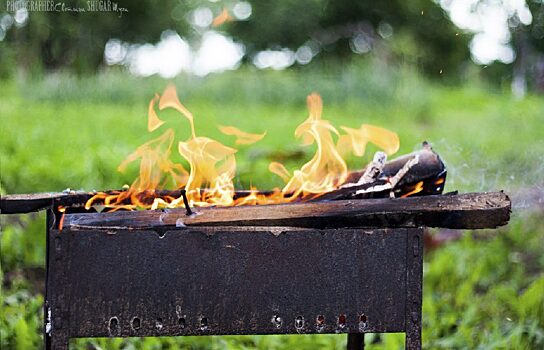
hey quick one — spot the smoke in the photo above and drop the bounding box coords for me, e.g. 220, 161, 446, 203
425, 138, 544, 214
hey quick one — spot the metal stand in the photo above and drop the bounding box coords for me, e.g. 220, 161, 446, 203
43, 220, 423, 350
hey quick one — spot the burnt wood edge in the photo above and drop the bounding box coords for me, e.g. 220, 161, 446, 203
63, 192, 511, 231
0, 148, 444, 215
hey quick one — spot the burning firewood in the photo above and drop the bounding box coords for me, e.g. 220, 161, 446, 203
316, 143, 445, 201
62, 192, 511, 231
0, 146, 445, 214
342, 151, 388, 187
0, 87, 446, 215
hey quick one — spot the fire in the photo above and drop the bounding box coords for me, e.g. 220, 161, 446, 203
218, 126, 266, 145
178, 136, 237, 206
85, 85, 400, 211
274, 93, 349, 200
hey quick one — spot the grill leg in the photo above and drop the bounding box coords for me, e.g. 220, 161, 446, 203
406, 329, 421, 350
406, 324, 421, 350
46, 335, 68, 350
405, 228, 423, 350
44, 211, 70, 350
347, 333, 365, 350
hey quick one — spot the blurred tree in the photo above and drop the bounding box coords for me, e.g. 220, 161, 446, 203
1, 0, 541, 89
228, 0, 471, 76
513, 0, 544, 92
1, 0, 191, 74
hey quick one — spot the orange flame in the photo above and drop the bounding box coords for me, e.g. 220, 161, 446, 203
85, 86, 401, 211
212, 8, 233, 27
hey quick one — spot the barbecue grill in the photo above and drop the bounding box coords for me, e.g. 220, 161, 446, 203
1, 185, 510, 350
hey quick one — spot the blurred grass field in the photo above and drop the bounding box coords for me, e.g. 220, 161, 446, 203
1, 62, 543, 349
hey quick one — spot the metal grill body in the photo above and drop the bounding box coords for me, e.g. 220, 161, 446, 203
45, 212, 423, 349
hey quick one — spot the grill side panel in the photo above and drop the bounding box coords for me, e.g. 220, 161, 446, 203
46, 227, 418, 341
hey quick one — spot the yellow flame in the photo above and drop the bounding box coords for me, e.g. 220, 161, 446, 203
85, 87, 403, 211
268, 162, 291, 183
147, 94, 164, 132
178, 137, 237, 206
276, 93, 348, 199
118, 128, 188, 191
219, 125, 266, 145
159, 84, 196, 138
337, 124, 400, 157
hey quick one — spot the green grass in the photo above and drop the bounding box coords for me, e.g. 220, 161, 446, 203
1, 62, 543, 349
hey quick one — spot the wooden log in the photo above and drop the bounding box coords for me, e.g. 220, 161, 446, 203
317, 147, 445, 201
346, 143, 443, 184
63, 192, 511, 230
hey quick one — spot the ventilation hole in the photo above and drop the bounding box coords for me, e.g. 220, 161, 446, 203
338, 314, 346, 328
200, 317, 208, 330
359, 313, 368, 331
316, 314, 325, 332
155, 318, 163, 330
109, 317, 119, 335
178, 317, 186, 329
316, 315, 325, 325
131, 317, 141, 330
295, 316, 304, 329
271, 315, 282, 328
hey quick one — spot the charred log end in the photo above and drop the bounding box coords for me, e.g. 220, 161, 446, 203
414, 191, 511, 229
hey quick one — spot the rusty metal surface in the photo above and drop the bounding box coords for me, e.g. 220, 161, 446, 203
45, 225, 423, 347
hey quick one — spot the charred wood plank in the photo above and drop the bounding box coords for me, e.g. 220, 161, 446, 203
64, 192, 511, 230
0, 191, 94, 214
0, 190, 267, 215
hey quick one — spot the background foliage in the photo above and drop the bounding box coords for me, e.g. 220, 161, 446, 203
1, 0, 543, 349
1, 63, 543, 349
